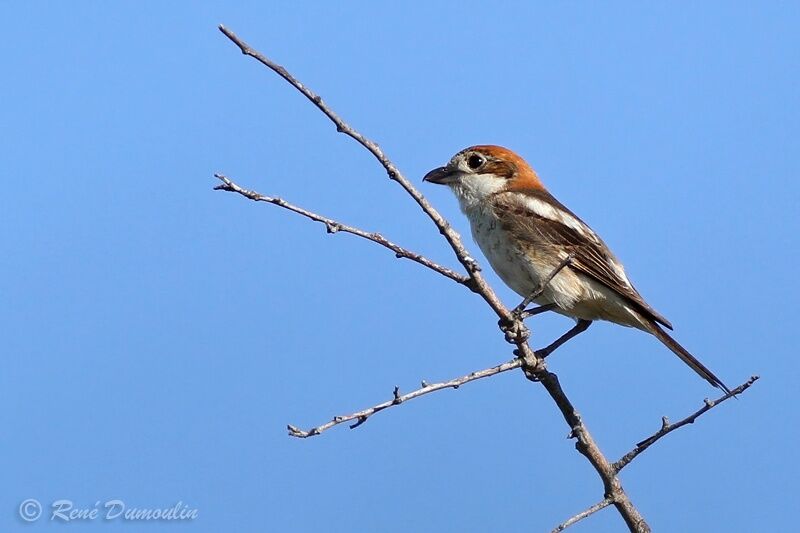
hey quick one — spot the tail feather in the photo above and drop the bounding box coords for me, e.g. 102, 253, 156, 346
649, 323, 731, 394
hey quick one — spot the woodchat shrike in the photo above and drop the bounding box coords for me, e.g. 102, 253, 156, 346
424, 145, 729, 392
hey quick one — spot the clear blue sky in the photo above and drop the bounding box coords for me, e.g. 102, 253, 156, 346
2, 2, 798, 532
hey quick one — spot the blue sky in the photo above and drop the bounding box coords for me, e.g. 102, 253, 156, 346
2, 2, 798, 532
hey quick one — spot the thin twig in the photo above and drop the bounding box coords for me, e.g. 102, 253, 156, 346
217, 24, 510, 319
217, 25, 650, 532
552, 498, 614, 532
214, 173, 468, 285
287, 358, 522, 438
613, 375, 759, 473
534, 370, 648, 532
213, 25, 733, 532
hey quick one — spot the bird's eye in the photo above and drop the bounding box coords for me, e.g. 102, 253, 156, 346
467, 154, 485, 170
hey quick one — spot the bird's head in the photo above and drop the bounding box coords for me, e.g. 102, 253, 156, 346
423, 145, 544, 210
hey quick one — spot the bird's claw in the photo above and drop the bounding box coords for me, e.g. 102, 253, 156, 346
501, 319, 530, 345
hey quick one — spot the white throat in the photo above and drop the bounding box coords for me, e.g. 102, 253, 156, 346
449, 174, 506, 213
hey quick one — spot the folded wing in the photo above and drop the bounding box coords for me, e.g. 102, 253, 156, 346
496, 190, 674, 330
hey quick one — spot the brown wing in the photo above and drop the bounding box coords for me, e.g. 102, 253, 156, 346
497, 190, 674, 330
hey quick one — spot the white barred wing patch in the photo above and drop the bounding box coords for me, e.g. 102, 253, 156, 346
521, 195, 594, 240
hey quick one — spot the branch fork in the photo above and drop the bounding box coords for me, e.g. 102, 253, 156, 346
215, 25, 757, 533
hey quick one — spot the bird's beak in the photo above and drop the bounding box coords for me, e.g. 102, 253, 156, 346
423, 166, 460, 185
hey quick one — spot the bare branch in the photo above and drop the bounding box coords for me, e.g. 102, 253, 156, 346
217, 24, 511, 320
552, 498, 614, 533
534, 370, 649, 532
287, 358, 522, 438
613, 375, 759, 472
214, 173, 469, 285
214, 26, 770, 533
217, 24, 651, 532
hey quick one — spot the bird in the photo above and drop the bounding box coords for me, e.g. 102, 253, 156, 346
423, 145, 730, 393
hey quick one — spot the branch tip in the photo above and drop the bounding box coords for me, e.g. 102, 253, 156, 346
282, 358, 521, 438
614, 375, 759, 472
287, 424, 308, 438
213, 173, 468, 283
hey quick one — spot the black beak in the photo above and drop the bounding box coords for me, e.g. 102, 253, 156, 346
422, 166, 459, 185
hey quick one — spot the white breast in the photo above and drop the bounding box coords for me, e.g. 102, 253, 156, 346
463, 204, 540, 298
462, 202, 602, 317
449, 181, 647, 328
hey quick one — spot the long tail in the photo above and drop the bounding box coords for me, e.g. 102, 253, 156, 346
649, 322, 731, 394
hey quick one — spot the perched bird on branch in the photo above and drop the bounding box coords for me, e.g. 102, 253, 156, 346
424, 145, 729, 392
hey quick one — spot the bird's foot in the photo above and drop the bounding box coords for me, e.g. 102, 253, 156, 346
499, 317, 530, 345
